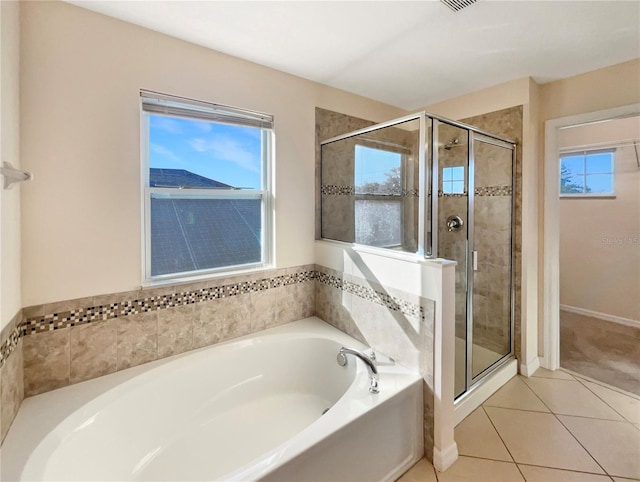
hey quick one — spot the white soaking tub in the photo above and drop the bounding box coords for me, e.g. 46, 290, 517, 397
2, 317, 423, 482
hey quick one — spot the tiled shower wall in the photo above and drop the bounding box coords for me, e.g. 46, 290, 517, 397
461, 107, 523, 360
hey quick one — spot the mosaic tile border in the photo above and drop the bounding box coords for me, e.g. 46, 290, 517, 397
438, 185, 512, 197
321, 185, 355, 196
475, 185, 512, 196
315, 271, 424, 322
322, 184, 419, 198
3, 267, 425, 369
20, 271, 315, 336
0, 325, 21, 370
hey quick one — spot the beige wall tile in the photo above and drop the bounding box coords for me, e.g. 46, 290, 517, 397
1, 339, 23, 443
158, 305, 194, 358
250, 289, 276, 330
70, 320, 117, 384
193, 299, 224, 349
221, 294, 251, 341
117, 312, 158, 370
23, 329, 70, 396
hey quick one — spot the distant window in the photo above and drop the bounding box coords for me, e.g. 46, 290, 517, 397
354, 145, 402, 248
443, 166, 465, 194
141, 91, 273, 282
560, 149, 615, 196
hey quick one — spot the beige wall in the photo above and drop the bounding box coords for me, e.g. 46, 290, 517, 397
1, 0, 21, 331
19, 1, 404, 307
558, 117, 640, 321
540, 60, 640, 122
539, 59, 640, 356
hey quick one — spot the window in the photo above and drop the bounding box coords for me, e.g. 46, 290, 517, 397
354, 145, 403, 247
560, 149, 615, 196
442, 166, 465, 194
141, 91, 273, 282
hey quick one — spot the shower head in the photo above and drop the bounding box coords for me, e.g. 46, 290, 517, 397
444, 137, 462, 150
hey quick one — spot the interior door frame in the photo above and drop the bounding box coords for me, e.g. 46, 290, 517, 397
541, 102, 640, 370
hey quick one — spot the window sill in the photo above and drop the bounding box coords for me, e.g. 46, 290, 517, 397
141, 263, 274, 290
559, 194, 616, 199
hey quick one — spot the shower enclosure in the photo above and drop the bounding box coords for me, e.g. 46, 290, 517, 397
320, 112, 515, 398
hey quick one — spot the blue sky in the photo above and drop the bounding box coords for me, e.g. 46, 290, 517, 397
354, 145, 401, 185
561, 152, 614, 193
149, 114, 262, 189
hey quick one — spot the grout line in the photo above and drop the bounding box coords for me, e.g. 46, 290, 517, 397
566, 369, 640, 401
574, 377, 637, 423
515, 462, 617, 477
520, 376, 630, 422
513, 376, 611, 477
481, 405, 517, 465
483, 404, 550, 415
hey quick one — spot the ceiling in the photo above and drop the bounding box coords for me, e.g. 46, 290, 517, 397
66, 1, 640, 110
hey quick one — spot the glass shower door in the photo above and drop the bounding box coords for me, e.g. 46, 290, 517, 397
434, 121, 470, 398
469, 135, 514, 381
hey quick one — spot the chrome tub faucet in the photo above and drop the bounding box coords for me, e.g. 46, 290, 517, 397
337, 347, 379, 394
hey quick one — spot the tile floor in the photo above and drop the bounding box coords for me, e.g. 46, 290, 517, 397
399, 368, 640, 482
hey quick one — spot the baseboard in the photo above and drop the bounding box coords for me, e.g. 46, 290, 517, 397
433, 442, 458, 472
560, 304, 640, 329
519, 357, 540, 377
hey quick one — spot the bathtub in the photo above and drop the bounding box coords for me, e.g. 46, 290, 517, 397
2, 317, 423, 481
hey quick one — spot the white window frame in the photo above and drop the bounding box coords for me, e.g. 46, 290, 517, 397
559, 148, 616, 198
140, 90, 274, 285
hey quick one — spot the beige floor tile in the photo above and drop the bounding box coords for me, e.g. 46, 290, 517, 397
397, 458, 438, 482
518, 465, 612, 481
611, 478, 640, 482
484, 376, 549, 412
436, 456, 524, 482
580, 380, 640, 424
559, 415, 640, 479
455, 408, 512, 462
532, 367, 575, 380
523, 378, 625, 421
484, 406, 604, 474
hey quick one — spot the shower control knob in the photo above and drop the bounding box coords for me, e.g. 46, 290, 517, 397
446, 215, 464, 232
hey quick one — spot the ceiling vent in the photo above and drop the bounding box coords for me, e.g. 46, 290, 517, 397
441, 0, 478, 12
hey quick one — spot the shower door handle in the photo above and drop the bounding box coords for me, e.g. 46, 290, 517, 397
473, 251, 478, 271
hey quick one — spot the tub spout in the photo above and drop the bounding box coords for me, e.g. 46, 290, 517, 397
337, 347, 379, 394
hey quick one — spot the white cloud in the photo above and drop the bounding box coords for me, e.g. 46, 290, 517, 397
188, 135, 260, 173
151, 117, 183, 134
150, 143, 182, 163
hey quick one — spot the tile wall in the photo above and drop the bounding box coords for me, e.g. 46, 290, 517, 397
0, 265, 315, 443
315, 263, 436, 460
461, 107, 523, 360
0, 262, 435, 449
0, 311, 24, 443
